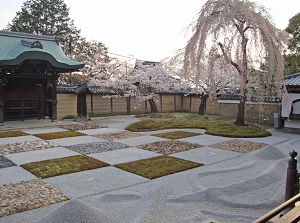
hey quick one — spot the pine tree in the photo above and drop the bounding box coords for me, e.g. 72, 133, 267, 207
284, 12, 300, 75
7, 0, 81, 53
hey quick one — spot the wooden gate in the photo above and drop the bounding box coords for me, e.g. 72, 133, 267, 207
4, 86, 41, 121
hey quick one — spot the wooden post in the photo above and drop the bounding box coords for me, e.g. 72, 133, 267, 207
110, 97, 113, 114
174, 94, 176, 112
181, 94, 184, 111
51, 75, 58, 122
285, 150, 299, 202
189, 95, 192, 112
90, 93, 94, 117
0, 80, 3, 123
160, 94, 163, 112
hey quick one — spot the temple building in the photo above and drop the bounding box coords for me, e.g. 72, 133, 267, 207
0, 31, 84, 122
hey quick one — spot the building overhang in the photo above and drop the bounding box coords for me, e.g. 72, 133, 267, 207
0, 31, 85, 74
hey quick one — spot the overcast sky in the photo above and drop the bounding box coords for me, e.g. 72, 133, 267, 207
1, 0, 299, 61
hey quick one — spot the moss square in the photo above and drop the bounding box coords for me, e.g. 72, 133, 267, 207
21, 155, 109, 179
0, 131, 28, 138
34, 130, 86, 140
115, 156, 203, 179
152, 131, 201, 139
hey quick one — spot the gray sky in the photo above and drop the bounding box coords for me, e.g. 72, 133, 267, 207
1, 0, 299, 61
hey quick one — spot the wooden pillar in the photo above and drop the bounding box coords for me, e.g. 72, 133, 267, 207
174, 94, 177, 112
110, 97, 113, 114
41, 80, 48, 119
181, 94, 184, 111
160, 94, 163, 112
77, 92, 87, 118
90, 93, 94, 117
0, 80, 4, 123
51, 74, 58, 122
190, 95, 192, 112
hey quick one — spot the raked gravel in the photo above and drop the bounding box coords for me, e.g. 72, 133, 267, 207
0, 179, 68, 218
210, 139, 268, 153
64, 141, 130, 154
0, 140, 58, 155
94, 131, 143, 140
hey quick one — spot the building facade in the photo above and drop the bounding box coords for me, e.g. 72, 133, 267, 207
0, 31, 84, 122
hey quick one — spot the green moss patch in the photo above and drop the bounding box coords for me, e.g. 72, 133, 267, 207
0, 131, 28, 138
115, 156, 203, 179
21, 155, 109, 179
126, 119, 271, 138
152, 131, 201, 139
34, 131, 86, 140
126, 119, 207, 132
205, 124, 271, 138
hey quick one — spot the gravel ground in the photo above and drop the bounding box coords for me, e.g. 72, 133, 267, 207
0, 155, 17, 169
0, 140, 58, 155
0, 179, 68, 218
94, 131, 143, 140
138, 140, 202, 155
64, 141, 130, 154
210, 139, 268, 153
59, 122, 108, 131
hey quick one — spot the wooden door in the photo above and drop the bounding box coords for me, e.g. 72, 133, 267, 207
4, 87, 40, 121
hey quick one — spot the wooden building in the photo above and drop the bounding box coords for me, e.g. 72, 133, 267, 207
0, 31, 84, 122
281, 72, 300, 130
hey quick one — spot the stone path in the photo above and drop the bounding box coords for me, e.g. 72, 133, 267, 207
0, 117, 298, 223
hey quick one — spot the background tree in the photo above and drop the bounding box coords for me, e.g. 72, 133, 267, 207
284, 12, 300, 75
89, 60, 183, 114
7, 0, 81, 53
183, 0, 287, 125
60, 37, 113, 84
169, 48, 236, 115
7, 0, 111, 84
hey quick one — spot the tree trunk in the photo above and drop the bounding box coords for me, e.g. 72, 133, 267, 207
148, 98, 158, 113
198, 94, 209, 115
234, 93, 246, 126
234, 26, 248, 126
126, 97, 131, 115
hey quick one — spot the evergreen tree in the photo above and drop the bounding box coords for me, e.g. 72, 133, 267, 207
7, 0, 81, 53
284, 12, 300, 75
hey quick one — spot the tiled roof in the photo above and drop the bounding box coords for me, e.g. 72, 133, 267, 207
157, 88, 198, 95
0, 31, 84, 72
57, 84, 86, 94
284, 72, 300, 87
57, 84, 199, 95
217, 94, 281, 103
87, 86, 124, 95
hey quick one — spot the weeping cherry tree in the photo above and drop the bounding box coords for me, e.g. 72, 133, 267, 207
183, 0, 287, 125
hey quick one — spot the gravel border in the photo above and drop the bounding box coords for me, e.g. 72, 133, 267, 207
0, 140, 58, 155
0, 179, 68, 218
0, 156, 17, 169
94, 131, 143, 140
59, 122, 108, 131
138, 140, 202, 155
65, 141, 130, 154
210, 139, 268, 153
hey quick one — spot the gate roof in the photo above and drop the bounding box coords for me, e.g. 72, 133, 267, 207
0, 31, 84, 73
